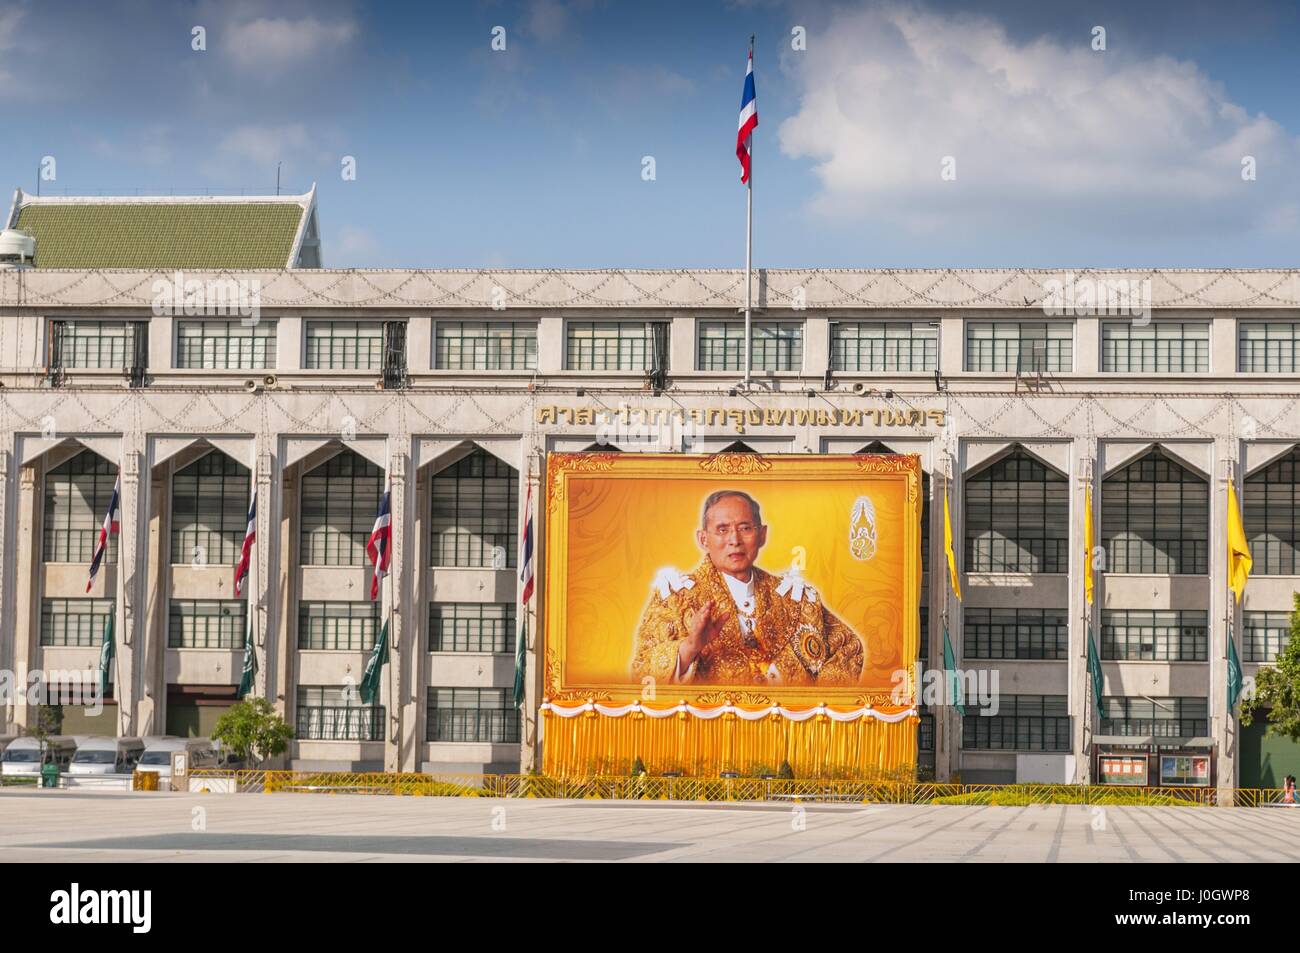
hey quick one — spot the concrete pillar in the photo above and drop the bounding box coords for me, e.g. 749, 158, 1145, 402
1069, 447, 1092, 782
1211, 450, 1233, 800
386, 442, 414, 772
250, 444, 276, 701
409, 466, 431, 772
277, 316, 301, 371
136, 466, 166, 735
670, 316, 695, 376
537, 316, 563, 374
1074, 316, 1099, 374
940, 317, 964, 374
804, 315, 829, 377
521, 446, 542, 773
11, 462, 39, 730
117, 443, 146, 736
273, 468, 298, 721
938, 457, 963, 781
0, 443, 10, 731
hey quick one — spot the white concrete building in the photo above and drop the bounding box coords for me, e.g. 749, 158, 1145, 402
2, 197, 1300, 789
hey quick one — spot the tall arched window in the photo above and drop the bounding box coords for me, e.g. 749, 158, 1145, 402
171, 451, 250, 566
43, 450, 118, 564
964, 449, 1068, 573
1244, 446, 1300, 575
1102, 447, 1208, 575
300, 450, 383, 566
431, 448, 518, 568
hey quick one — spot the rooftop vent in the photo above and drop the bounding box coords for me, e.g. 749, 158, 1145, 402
0, 229, 36, 268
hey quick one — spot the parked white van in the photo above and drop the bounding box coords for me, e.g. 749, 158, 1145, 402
67, 737, 145, 776
136, 738, 220, 781
1, 736, 80, 777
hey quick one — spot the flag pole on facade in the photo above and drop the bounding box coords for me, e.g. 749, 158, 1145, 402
737, 34, 757, 387
235, 484, 258, 698
941, 484, 965, 716
1084, 473, 1104, 738
515, 482, 535, 710
1226, 468, 1252, 712
362, 473, 393, 707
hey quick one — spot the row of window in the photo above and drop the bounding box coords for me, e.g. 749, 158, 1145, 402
295, 686, 519, 743
44, 443, 1300, 584
42, 597, 516, 653
47, 318, 1300, 374
961, 608, 1214, 661
961, 695, 1210, 751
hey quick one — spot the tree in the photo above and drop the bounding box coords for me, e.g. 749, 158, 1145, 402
210, 697, 293, 766
1241, 592, 1300, 739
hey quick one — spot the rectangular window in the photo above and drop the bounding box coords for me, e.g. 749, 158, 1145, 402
964, 452, 1070, 573
1244, 611, 1292, 663
176, 320, 277, 370
965, 322, 1072, 372
697, 320, 803, 372
296, 686, 384, 741
41, 598, 113, 647
168, 600, 246, 648
1101, 322, 1209, 373
50, 320, 147, 370
171, 452, 250, 566
1101, 451, 1208, 575
304, 321, 384, 370
963, 607, 1069, 660
430, 450, 517, 568
436, 321, 537, 370
566, 321, 666, 371
1101, 609, 1208, 661
962, 694, 1070, 751
830, 322, 938, 372
426, 687, 520, 743
1101, 696, 1208, 738
1239, 322, 1300, 373
430, 603, 516, 653
298, 602, 380, 651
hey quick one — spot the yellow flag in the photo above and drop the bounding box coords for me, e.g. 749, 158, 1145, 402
1084, 485, 1095, 606
944, 492, 962, 602
1227, 479, 1252, 603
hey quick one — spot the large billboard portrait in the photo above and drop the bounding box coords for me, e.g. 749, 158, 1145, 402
542, 452, 921, 708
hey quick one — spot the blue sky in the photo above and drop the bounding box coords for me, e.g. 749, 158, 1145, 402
3, 0, 1300, 268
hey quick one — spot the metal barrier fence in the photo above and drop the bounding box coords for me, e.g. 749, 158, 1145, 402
184, 770, 1300, 806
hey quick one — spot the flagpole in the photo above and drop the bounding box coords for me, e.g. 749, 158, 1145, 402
743, 33, 754, 388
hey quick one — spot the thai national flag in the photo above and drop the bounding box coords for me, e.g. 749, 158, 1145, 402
367, 487, 392, 600
233, 491, 256, 597
86, 472, 121, 593
736, 47, 758, 184
519, 484, 534, 605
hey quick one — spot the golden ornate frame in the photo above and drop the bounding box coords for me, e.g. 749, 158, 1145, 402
541, 451, 922, 709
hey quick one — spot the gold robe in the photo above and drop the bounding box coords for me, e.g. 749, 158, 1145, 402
630, 559, 865, 687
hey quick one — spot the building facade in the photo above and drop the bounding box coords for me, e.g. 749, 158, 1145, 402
2, 263, 1300, 789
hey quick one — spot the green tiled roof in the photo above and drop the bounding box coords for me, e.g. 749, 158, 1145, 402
13, 202, 305, 269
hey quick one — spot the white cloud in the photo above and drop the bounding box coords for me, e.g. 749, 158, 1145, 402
0, 3, 23, 51
93, 124, 173, 167
223, 15, 356, 69
779, 3, 1300, 235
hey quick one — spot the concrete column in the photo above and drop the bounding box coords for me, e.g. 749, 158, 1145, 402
410, 467, 431, 772
148, 316, 173, 371
0, 443, 10, 728
537, 316, 564, 374
1210, 313, 1235, 375
407, 317, 432, 374
940, 317, 964, 374
1074, 316, 1100, 374
1211, 450, 1233, 800
670, 316, 695, 375
925, 453, 947, 778
804, 314, 829, 377
276, 316, 301, 371
1069, 447, 1092, 782
252, 446, 276, 700
521, 446, 541, 773
11, 462, 39, 730
939, 457, 963, 781
117, 442, 146, 736
386, 443, 414, 772
273, 468, 298, 722
136, 468, 166, 735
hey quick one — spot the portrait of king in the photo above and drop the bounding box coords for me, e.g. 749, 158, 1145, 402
629, 489, 866, 687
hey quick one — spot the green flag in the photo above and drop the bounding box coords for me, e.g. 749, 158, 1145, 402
1086, 623, 1104, 713
513, 613, 527, 710
1228, 628, 1243, 711
98, 609, 115, 696
360, 618, 390, 706
942, 622, 965, 716
238, 611, 257, 699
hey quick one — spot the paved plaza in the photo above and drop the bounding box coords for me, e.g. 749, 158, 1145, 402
2, 789, 1300, 862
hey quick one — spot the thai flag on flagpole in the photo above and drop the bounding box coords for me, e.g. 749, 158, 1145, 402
233, 490, 256, 597
86, 470, 121, 593
736, 43, 758, 184
519, 484, 534, 606
367, 485, 392, 601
